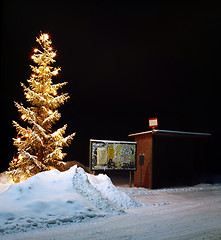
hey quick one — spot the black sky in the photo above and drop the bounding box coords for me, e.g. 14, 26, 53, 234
1, 1, 220, 171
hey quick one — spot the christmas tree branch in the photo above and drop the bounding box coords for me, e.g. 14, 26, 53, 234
42, 110, 61, 128
14, 102, 36, 123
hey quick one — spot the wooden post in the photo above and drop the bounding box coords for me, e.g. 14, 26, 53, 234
140, 165, 142, 187
129, 171, 132, 187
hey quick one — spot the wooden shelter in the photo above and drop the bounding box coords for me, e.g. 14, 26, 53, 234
129, 130, 211, 189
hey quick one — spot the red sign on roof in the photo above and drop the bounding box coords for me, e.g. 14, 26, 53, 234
149, 117, 158, 129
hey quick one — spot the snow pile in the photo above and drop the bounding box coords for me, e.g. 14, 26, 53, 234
0, 166, 139, 234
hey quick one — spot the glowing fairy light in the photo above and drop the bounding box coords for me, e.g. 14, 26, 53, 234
54, 131, 59, 136
40, 33, 49, 41
26, 94, 30, 99
17, 137, 21, 142
21, 114, 26, 120
34, 48, 38, 53
31, 74, 36, 78
25, 133, 29, 138
52, 69, 58, 75
48, 47, 52, 51
44, 34, 49, 40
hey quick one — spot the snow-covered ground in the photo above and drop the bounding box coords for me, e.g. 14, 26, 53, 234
1, 166, 221, 240
0, 166, 138, 234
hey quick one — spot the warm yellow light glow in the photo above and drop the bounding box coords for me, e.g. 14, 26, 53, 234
44, 34, 49, 40
54, 131, 59, 136
31, 55, 35, 59
26, 94, 30, 99
52, 69, 58, 75
31, 74, 36, 78
52, 52, 56, 57
10, 179, 15, 184
17, 137, 21, 142
40, 33, 49, 41
34, 48, 38, 53
53, 91, 57, 96
13, 158, 18, 162
25, 133, 29, 138
18, 154, 22, 160
48, 110, 53, 114
48, 47, 52, 51
21, 114, 26, 120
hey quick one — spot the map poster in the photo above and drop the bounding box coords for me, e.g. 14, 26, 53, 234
90, 139, 137, 171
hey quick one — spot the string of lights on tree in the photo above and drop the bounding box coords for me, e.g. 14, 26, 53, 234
8, 33, 75, 183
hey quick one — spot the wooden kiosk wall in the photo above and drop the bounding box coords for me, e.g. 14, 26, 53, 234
129, 130, 211, 189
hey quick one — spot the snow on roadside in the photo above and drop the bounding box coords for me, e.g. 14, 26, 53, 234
120, 183, 221, 197
0, 166, 139, 235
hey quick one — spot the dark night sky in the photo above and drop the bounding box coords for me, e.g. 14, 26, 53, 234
1, 1, 221, 172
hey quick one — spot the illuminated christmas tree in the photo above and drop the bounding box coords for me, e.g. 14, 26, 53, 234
8, 32, 75, 183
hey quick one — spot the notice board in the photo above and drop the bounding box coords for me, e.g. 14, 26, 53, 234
90, 139, 137, 171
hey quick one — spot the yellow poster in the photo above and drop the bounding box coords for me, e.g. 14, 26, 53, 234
107, 145, 114, 160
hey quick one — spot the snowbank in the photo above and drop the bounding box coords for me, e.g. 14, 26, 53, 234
0, 166, 139, 234
120, 183, 221, 196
